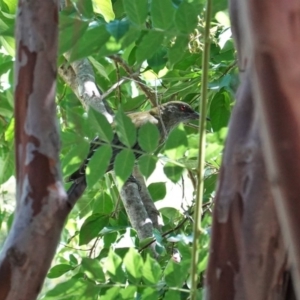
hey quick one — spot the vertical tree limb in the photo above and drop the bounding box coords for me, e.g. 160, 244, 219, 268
205, 0, 288, 298
0, 1, 73, 299
245, 1, 300, 297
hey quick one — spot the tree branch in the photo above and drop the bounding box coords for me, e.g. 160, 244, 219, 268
109, 55, 158, 106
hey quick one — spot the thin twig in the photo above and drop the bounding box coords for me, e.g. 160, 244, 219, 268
109, 55, 157, 106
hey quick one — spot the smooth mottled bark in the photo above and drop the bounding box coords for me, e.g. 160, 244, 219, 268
0, 1, 73, 299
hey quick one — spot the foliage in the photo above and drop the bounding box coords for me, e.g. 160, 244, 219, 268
0, 0, 237, 299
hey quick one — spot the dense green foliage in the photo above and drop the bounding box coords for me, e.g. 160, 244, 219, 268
0, 0, 237, 298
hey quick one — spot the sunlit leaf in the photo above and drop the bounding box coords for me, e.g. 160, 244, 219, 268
142, 254, 162, 285
105, 249, 127, 283
123, 248, 143, 283
93, 0, 115, 22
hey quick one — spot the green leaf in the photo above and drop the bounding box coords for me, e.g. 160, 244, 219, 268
210, 90, 231, 131
0, 36, 14, 57
93, 192, 114, 214
123, 248, 143, 284
86, 144, 112, 188
88, 108, 113, 143
148, 182, 166, 201
47, 264, 73, 278
69, 254, 78, 266
59, 15, 89, 55
139, 287, 158, 300
136, 31, 165, 64
101, 287, 122, 300
164, 124, 188, 160
120, 286, 137, 299
0, 94, 13, 118
147, 48, 168, 73
121, 27, 141, 48
93, 0, 115, 22
62, 141, 90, 178
105, 249, 127, 283
142, 254, 162, 285
69, 23, 110, 62
138, 122, 160, 152
45, 278, 99, 299
164, 260, 190, 287
114, 109, 136, 147
89, 56, 110, 80
1, 0, 17, 13
151, 0, 175, 30
81, 257, 105, 281
75, 0, 94, 19
0, 142, 14, 184
168, 36, 189, 67
79, 214, 109, 245
163, 163, 183, 183
123, 0, 148, 27
106, 20, 130, 41
175, 1, 199, 34
138, 154, 157, 178
204, 174, 217, 200
205, 143, 223, 164
114, 149, 135, 186
164, 290, 181, 300
0, 11, 15, 36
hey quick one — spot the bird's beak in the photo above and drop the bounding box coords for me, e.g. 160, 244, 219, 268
191, 111, 210, 121
191, 111, 200, 120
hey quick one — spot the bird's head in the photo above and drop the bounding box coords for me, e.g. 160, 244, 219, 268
157, 101, 200, 131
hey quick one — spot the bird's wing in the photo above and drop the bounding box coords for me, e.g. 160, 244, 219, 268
128, 111, 159, 127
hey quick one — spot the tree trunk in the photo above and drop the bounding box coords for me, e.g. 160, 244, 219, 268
0, 1, 72, 299
205, 0, 297, 299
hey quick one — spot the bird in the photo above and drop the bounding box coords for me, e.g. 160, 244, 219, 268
66, 101, 201, 199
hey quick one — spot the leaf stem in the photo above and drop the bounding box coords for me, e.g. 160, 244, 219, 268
190, 0, 212, 299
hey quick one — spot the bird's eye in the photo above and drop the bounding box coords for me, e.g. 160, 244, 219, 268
180, 105, 186, 111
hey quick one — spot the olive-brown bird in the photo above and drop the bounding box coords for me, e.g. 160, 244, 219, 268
67, 101, 201, 199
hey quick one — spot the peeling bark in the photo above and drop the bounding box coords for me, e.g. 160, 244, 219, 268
205, 0, 291, 299
0, 1, 73, 299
